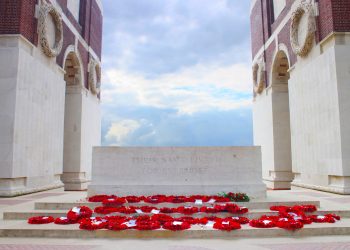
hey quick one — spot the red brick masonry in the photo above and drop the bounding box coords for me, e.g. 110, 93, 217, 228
250, 0, 350, 87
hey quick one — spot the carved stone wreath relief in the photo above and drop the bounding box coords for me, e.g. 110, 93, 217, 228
290, 2, 316, 57
89, 59, 101, 95
253, 59, 265, 95
38, 3, 63, 57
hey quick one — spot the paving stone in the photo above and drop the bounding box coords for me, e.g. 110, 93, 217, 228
0, 201, 32, 206
0, 245, 97, 250
26, 193, 65, 199
289, 192, 333, 198
261, 242, 350, 250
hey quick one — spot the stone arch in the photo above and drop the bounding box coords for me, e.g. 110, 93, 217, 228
63, 45, 84, 87
62, 45, 88, 191
267, 45, 293, 189
271, 45, 290, 87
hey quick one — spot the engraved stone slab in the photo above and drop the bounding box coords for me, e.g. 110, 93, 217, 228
88, 147, 266, 198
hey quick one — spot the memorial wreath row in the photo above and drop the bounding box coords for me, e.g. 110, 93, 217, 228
27, 194, 340, 232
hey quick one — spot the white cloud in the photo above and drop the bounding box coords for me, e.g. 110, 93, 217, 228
102, 62, 252, 115
100, 1, 253, 146
105, 119, 141, 145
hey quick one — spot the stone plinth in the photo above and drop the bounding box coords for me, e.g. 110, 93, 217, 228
88, 147, 266, 198
0, 35, 65, 196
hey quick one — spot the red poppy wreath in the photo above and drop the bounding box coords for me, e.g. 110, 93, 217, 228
28, 216, 54, 224
213, 219, 241, 231
163, 221, 191, 231
67, 206, 93, 221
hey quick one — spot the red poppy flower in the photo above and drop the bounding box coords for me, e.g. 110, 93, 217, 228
151, 214, 174, 225
309, 215, 336, 223
276, 218, 304, 230
260, 215, 282, 222
118, 219, 138, 229
237, 206, 248, 214
214, 204, 227, 212
54, 216, 76, 225
197, 217, 209, 225
160, 207, 177, 213
292, 205, 317, 213
67, 206, 93, 221
79, 217, 108, 230
167, 195, 187, 203
104, 215, 128, 223
206, 216, 219, 221
28, 216, 54, 224
108, 221, 129, 231
140, 206, 157, 213
163, 221, 191, 231
136, 220, 161, 230
270, 206, 290, 213
176, 216, 198, 225
249, 219, 276, 228
280, 211, 312, 224
124, 196, 142, 203
325, 213, 341, 221
176, 206, 199, 215
270, 204, 318, 214
144, 195, 167, 204
123, 206, 137, 214
102, 197, 126, 206
293, 216, 312, 224
190, 195, 210, 203
94, 206, 119, 215
223, 204, 249, 214
213, 220, 241, 231
223, 203, 239, 213
136, 215, 151, 222
210, 196, 230, 203
200, 206, 219, 213
88, 195, 113, 202
229, 216, 250, 224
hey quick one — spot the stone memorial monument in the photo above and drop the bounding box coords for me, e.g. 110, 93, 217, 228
88, 147, 266, 198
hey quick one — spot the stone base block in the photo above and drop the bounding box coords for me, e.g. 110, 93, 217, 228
292, 180, 350, 195
0, 176, 64, 197
88, 146, 267, 199
264, 179, 291, 190
61, 173, 89, 191
264, 170, 293, 190
63, 182, 88, 191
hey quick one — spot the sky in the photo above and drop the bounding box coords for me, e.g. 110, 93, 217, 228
101, 0, 253, 146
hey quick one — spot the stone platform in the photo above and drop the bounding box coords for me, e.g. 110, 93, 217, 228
88, 147, 266, 198
2, 188, 350, 240
3, 221, 350, 239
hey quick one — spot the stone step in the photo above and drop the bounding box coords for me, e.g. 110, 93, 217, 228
4, 208, 348, 221
34, 200, 321, 210
1, 219, 350, 239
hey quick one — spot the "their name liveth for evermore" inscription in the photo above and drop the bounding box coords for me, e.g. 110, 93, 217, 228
88, 147, 266, 198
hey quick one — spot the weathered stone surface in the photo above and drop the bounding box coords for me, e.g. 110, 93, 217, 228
88, 147, 266, 198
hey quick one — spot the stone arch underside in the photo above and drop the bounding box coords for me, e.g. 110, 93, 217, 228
271, 50, 290, 86
64, 50, 83, 87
